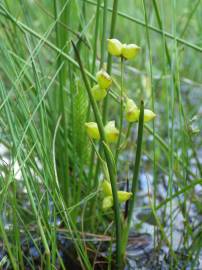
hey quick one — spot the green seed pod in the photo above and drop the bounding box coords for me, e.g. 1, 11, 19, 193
85, 122, 100, 140
107, 38, 122, 57
104, 121, 119, 143
102, 196, 113, 210
117, 191, 132, 203
101, 180, 112, 196
125, 98, 140, 122
102, 191, 132, 210
96, 69, 112, 89
144, 109, 156, 122
101, 179, 133, 210
91, 84, 107, 101
125, 99, 156, 123
121, 44, 140, 60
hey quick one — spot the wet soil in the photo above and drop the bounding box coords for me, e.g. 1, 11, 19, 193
1, 231, 201, 269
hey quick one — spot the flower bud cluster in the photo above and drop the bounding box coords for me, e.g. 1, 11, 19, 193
125, 98, 156, 123
85, 121, 119, 143
91, 69, 112, 101
101, 180, 132, 210
84, 38, 157, 212
107, 38, 141, 60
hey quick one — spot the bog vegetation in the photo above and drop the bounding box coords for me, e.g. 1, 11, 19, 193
0, 0, 201, 269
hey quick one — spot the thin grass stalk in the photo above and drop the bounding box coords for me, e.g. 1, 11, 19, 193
171, 0, 190, 251
152, 0, 186, 122
156, 178, 202, 211
27, 40, 52, 246
169, 13, 175, 270
32, 0, 88, 44
93, 0, 109, 185
19, 0, 48, 91
120, 101, 144, 261
72, 41, 122, 269
152, 0, 190, 264
10, 179, 24, 270
142, 0, 156, 203
52, 119, 93, 269
156, 4, 171, 253
0, 21, 31, 89
82, 0, 86, 23
180, 0, 200, 38
100, 0, 108, 68
1, 79, 25, 269
53, 0, 70, 204
102, 0, 119, 124
127, 101, 144, 225
91, 0, 101, 75
115, 57, 124, 163
89, 0, 109, 229
0, 82, 51, 265
88, 0, 102, 188
152, 0, 176, 263
91, 0, 119, 227
82, 0, 202, 53
50, 201, 57, 269
153, 0, 201, 178
0, 220, 18, 270
141, 0, 158, 249
171, 0, 196, 263
106, 0, 119, 74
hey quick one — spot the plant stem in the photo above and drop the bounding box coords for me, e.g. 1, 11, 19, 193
0, 220, 18, 270
88, 0, 102, 190
102, 0, 119, 124
100, 0, 108, 68
121, 101, 144, 260
53, 0, 70, 204
72, 41, 122, 269
128, 101, 144, 224
91, 0, 101, 75
92, 0, 109, 194
115, 57, 124, 163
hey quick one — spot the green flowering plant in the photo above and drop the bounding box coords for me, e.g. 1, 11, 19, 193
73, 38, 156, 269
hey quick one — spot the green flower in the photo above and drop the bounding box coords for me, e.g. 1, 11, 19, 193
107, 38, 122, 57
125, 98, 139, 122
91, 84, 107, 101
96, 69, 112, 89
143, 109, 156, 122
104, 121, 119, 143
121, 44, 140, 60
101, 180, 132, 210
125, 98, 156, 123
85, 122, 100, 140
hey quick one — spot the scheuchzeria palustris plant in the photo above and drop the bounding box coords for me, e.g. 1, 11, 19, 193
73, 38, 156, 269
86, 38, 155, 205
